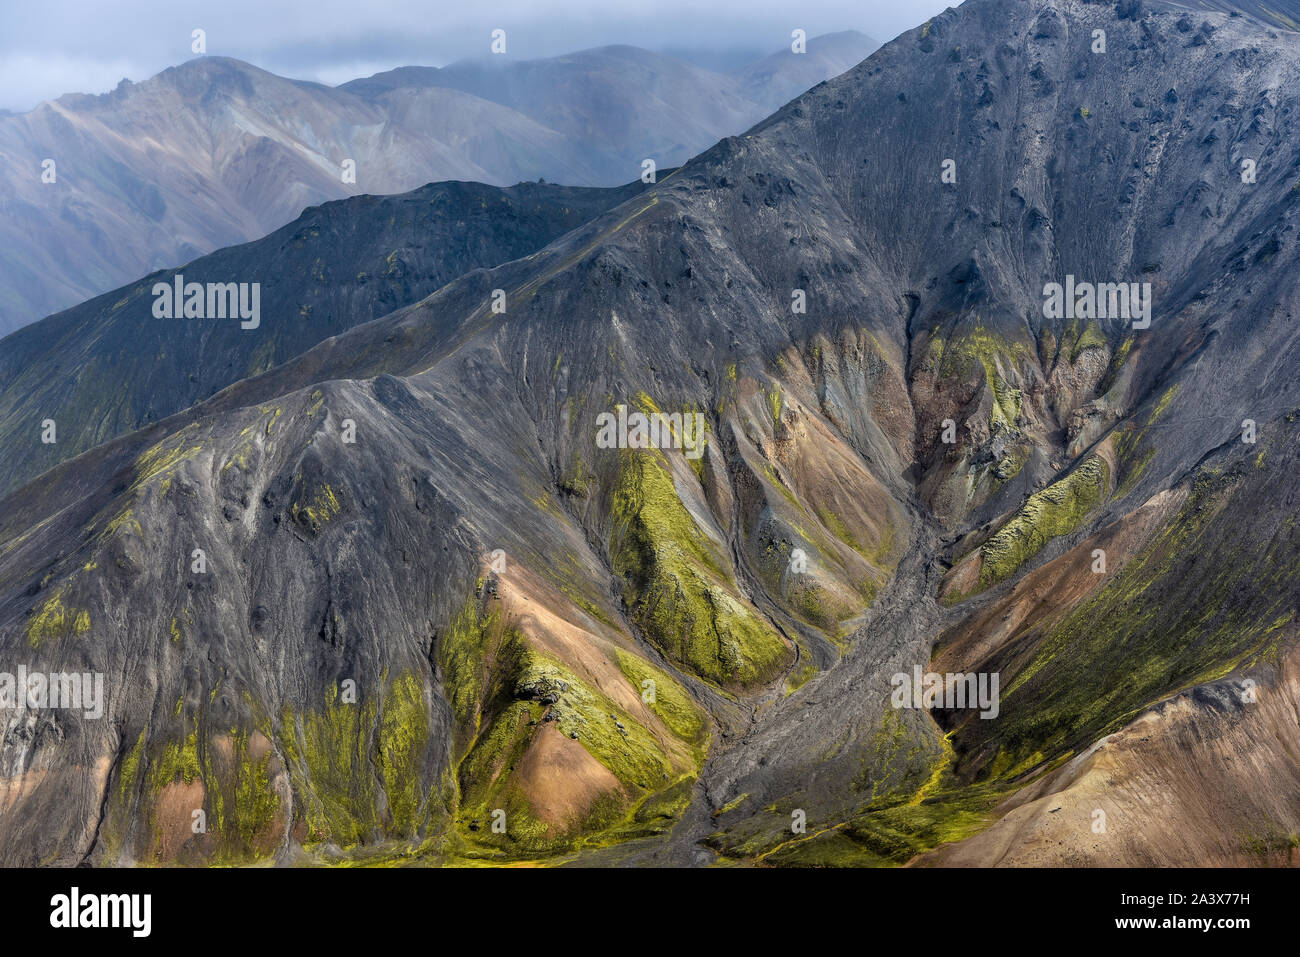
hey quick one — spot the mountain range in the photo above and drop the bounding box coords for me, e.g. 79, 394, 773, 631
1, 0, 1298, 868
0, 31, 876, 334
0, 175, 655, 496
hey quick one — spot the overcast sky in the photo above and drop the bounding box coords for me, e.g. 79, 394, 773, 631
0, 0, 953, 112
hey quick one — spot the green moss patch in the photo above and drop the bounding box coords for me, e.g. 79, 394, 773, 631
25, 589, 91, 648
978, 455, 1110, 588
964, 462, 1298, 778
441, 599, 705, 858
281, 672, 437, 847
610, 454, 791, 688
927, 321, 1030, 433
613, 649, 708, 749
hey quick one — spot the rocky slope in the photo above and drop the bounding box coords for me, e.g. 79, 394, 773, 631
0, 33, 876, 333
1, 0, 1297, 867
1155, 0, 1300, 30
0, 175, 654, 497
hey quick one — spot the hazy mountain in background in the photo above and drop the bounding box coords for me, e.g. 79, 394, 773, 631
735, 30, 886, 106
0, 32, 877, 334
1, 0, 1297, 868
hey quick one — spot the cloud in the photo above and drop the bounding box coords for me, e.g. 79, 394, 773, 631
0, 54, 144, 111
0, 0, 948, 112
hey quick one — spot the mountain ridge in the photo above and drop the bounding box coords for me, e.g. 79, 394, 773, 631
1, 0, 1298, 867
0, 174, 656, 496
0, 33, 877, 333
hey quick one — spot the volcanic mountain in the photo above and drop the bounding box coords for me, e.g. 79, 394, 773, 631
0, 175, 655, 497
0, 0, 1297, 867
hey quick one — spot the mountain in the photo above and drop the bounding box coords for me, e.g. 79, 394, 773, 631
0, 34, 877, 335
345, 33, 881, 166
1154, 0, 1300, 29
735, 30, 885, 107
0, 175, 654, 497
2, 0, 1299, 868
340, 47, 759, 170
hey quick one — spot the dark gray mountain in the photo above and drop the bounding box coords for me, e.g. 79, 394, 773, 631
0, 35, 876, 335
0, 175, 653, 497
1, 0, 1297, 868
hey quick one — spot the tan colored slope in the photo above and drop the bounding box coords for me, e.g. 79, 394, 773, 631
491, 563, 697, 768
513, 726, 621, 831
934, 485, 1185, 669
915, 640, 1300, 866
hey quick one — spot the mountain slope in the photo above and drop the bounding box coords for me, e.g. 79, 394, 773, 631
2, 0, 1298, 867
1155, 0, 1300, 29
0, 57, 598, 331
736, 30, 883, 107
0, 175, 653, 497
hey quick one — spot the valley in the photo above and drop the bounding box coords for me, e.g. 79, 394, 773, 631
0, 0, 1297, 869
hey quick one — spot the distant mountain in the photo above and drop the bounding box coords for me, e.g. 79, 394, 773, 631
0, 175, 653, 496
1154, 0, 1300, 29
0, 33, 877, 333
735, 30, 884, 107
2, 0, 1297, 868
343, 47, 758, 178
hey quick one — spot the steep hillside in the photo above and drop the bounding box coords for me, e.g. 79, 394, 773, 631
0, 175, 653, 496
736, 30, 883, 107
1, 0, 1297, 867
1155, 0, 1300, 29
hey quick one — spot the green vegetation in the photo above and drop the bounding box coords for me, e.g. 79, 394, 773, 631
978, 455, 1110, 587
783, 661, 818, 696
1150, 384, 1179, 422
378, 673, 435, 835
109, 715, 286, 864
767, 385, 783, 428
281, 687, 382, 846
1243, 829, 1300, 859
557, 451, 591, 497
25, 589, 91, 648
290, 483, 342, 532
994, 442, 1031, 485
756, 787, 1002, 867
610, 453, 791, 687
927, 321, 1028, 432
708, 720, 1002, 866
281, 672, 436, 847
613, 649, 708, 748
134, 428, 203, 488
970, 463, 1297, 777
1069, 321, 1108, 362
440, 599, 706, 858
1096, 334, 1135, 395
1113, 383, 1180, 496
